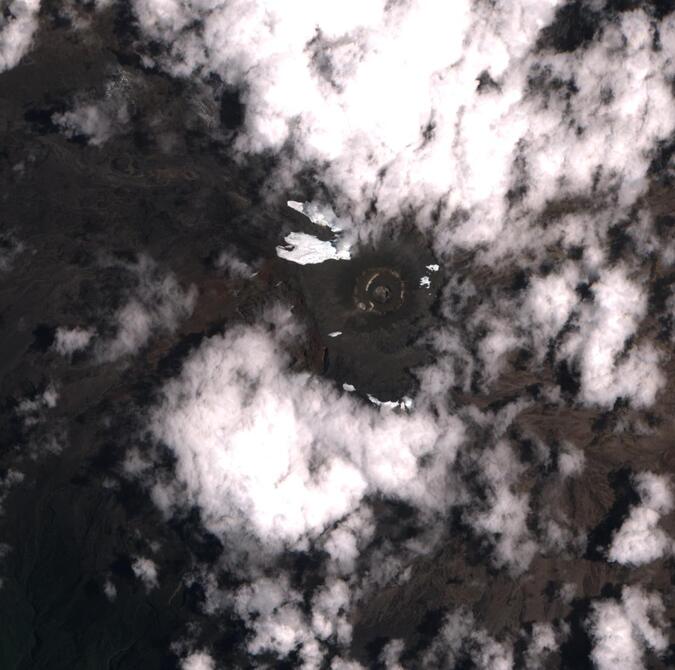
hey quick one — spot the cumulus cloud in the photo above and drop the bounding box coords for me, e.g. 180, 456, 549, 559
181, 652, 215, 670
129, 2, 675, 265
0, 0, 40, 73
136, 306, 593, 663
53, 102, 127, 147
52, 70, 136, 146
132, 556, 159, 590
558, 265, 664, 407
126, 1, 675, 412
97, 255, 197, 362
95, 3, 675, 663
53, 326, 96, 357
587, 586, 669, 670
148, 307, 463, 553
0, 232, 25, 273
465, 441, 538, 572
608, 471, 674, 565
213, 248, 255, 278
557, 441, 585, 478
523, 264, 579, 351
0, 469, 24, 515
16, 384, 58, 427
422, 609, 514, 670
524, 622, 559, 669
103, 579, 117, 601
233, 576, 323, 663
139, 308, 505, 663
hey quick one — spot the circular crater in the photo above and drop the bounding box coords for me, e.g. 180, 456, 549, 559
354, 267, 405, 314
292, 227, 440, 400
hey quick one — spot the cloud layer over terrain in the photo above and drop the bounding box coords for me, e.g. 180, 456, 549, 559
2, 1, 673, 667
119, 3, 675, 664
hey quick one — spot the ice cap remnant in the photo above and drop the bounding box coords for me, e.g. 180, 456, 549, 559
277, 201, 352, 265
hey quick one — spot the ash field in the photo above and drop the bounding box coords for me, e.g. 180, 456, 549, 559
0, 2, 674, 669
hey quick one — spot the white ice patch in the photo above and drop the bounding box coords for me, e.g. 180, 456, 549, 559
328, 331, 342, 337
278, 201, 352, 265
420, 276, 431, 288
276, 231, 351, 265
366, 394, 413, 412
287, 200, 348, 233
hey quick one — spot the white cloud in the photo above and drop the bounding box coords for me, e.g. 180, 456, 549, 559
16, 384, 58, 427
465, 441, 537, 573
53, 102, 128, 147
0, 233, 25, 273
0, 0, 40, 73
608, 471, 674, 566
422, 610, 514, 670
130, 3, 675, 268
53, 326, 96, 357
477, 318, 521, 384
149, 308, 463, 553
103, 579, 117, 601
310, 578, 352, 645
524, 623, 558, 669
97, 255, 197, 362
231, 574, 358, 667
214, 249, 254, 278
181, 651, 215, 670
0, 469, 24, 515
132, 556, 159, 590
233, 577, 312, 658
102, 5, 675, 663
524, 265, 579, 350
52, 70, 135, 147
128, 0, 675, 413
558, 266, 665, 407
558, 442, 585, 478
380, 639, 405, 670
323, 507, 374, 575
587, 586, 668, 670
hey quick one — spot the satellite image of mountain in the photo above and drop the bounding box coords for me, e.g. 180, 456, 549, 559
0, 1, 674, 669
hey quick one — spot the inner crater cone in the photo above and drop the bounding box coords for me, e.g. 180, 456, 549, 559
354, 267, 405, 314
